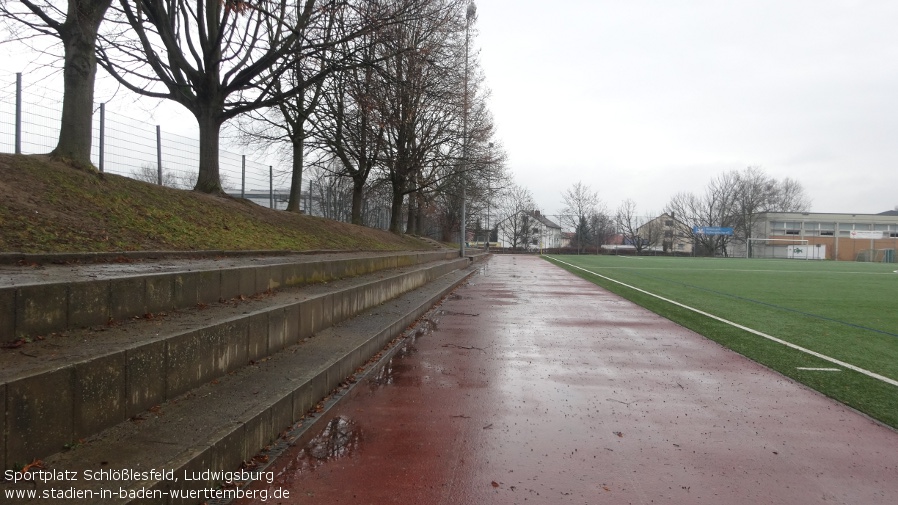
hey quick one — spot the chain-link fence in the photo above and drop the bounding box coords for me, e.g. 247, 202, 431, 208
1, 70, 269, 194
1, 70, 402, 230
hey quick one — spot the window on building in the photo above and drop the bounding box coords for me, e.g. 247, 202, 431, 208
783, 221, 800, 235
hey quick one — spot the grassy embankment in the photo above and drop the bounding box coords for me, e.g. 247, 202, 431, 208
0, 154, 430, 254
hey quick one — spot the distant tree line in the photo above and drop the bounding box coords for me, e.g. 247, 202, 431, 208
665, 166, 810, 256
498, 167, 810, 255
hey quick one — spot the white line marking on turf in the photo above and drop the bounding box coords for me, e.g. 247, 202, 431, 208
549, 257, 898, 389
590, 266, 895, 276
797, 368, 841, 372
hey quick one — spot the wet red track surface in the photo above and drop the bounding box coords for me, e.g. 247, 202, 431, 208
236, 255, 898, 504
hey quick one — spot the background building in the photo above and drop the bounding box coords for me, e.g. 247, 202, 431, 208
638, 213, 694, 254
530, 210, 562, 250
740, 211, 898, 261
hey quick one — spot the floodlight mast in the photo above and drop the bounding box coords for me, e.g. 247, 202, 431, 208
460, 1, 476, 258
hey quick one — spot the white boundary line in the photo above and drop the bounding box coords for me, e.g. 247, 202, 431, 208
549, 257, 898, 388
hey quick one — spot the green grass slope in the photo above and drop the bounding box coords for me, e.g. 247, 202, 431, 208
0, 154, 430, 254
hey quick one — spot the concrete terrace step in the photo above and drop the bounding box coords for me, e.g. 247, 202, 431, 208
1, 253, 471, 471
1, 266, 474, 504
0, 250, 459, 340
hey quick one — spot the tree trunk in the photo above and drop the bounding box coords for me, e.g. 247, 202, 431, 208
441, 221, 456, 243
405, 189, 417, 234
286, 136, 304, 212
414, 192, 425, 236
50, 0, 112, 167
350, 177, 364, 225
194, 111, 223, 193
389, 190, 405, 234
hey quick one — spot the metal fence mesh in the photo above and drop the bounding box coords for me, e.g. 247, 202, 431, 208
0, 70, 395, 228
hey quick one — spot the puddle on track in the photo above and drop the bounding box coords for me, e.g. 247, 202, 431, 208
272, 416, 363, 482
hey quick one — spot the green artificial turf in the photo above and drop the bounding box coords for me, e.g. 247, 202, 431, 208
544, 254, 898, 429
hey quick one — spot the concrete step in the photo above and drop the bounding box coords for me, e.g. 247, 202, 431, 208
0, 264, 475, 504
1, 254, 471, 471
1, 250, 459, 340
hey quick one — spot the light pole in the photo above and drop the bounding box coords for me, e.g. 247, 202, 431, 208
485, 141, 493, 250
460, 1, 476, 258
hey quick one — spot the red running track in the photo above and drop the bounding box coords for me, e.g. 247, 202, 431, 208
237, 254, 898, 504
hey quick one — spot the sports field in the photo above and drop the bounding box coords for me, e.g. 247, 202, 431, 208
544, 254, 898, 429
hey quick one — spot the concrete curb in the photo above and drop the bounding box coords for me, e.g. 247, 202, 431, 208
0, 245, 446, 266
3, 250, 457, 339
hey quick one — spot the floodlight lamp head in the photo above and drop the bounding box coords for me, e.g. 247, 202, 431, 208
467, 2, 477, 21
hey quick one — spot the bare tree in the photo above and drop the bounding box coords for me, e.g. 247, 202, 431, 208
587, 210, 614, 254
233, 2, 345, 211
306, 161, 354, 220
1, 0, 112, 167
431, 173, 464, 241
730, 166, 812, 256
450, 95, 498, 231
97, 0, 354, 193
665, 171, 738, 256
314, 20, 386, 224
615, 199, 661, 254
665, 167, 810, 257
374, 0, 469, 233
560, 181, 601, 254
769, 176, 811, 212
421, 115, 501, 241
308, 0, 496, 236
496, 183, 534, 250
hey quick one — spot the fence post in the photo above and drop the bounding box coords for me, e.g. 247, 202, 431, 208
241, 155, 245, 199
15, 73, 22, 154
269, 165, 273, 209
156, 125, 162, 185
98, 103, 105, 173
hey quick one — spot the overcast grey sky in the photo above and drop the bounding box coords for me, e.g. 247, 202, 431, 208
4, 1, 897, 219
474, 0, 898, 217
